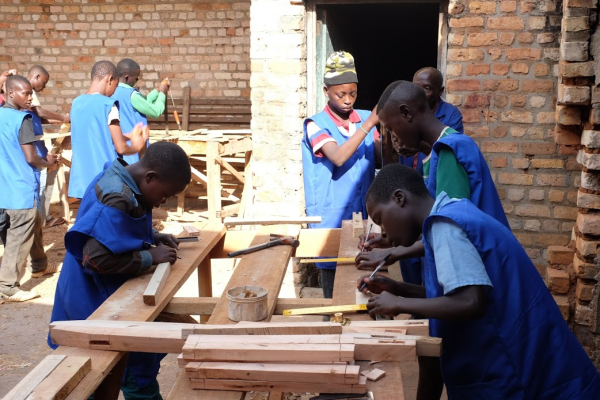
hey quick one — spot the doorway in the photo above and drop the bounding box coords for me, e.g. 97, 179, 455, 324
309, 1, 443, 113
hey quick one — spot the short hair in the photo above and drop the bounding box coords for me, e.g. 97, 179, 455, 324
28, 65, 49, 78
366, 164, 430, 204
377, 80, 429, 116
116, 58, 140, 77
5, 75, 32, 91
139, 142, 191, 187
91, 60, 117, 81
413, 67, 444, 90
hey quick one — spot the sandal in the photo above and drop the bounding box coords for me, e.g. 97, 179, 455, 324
0, 290, 40, 302
44, 217, 66, 229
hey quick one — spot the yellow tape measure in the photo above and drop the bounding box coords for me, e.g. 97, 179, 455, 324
283, 304, 367, 316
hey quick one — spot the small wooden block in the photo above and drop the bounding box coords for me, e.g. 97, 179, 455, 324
143, 262, 171, 306
183, 224, 200, 236
361, 368, 386, 381
352, 212, 364, 238
177, 353, 187, 368
27, 356, 92, 400
190, 378, 205, 389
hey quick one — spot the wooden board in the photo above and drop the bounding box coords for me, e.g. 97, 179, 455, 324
185, 362, 358, 385
207, 225, 298, 325
354, 339, 416, 362
143, 262, 171, 306
295, 228, 341, 258
2, 354, 66, 400
163, 297, 332, 315
333, 220, 367, 308
223, 217, 321, 227
52, 222, 226, 400
193, 378, 366, 394
26, 356, 91, 400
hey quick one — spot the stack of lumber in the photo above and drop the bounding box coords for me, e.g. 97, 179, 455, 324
177, 332, 417, 393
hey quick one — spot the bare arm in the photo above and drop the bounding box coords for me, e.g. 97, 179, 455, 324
108, 122, 148, 155
320, 107, 379, 167
31, 106, 69, 123
21, 144, 58, 169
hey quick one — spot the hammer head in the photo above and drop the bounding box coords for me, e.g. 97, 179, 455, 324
271, 234, 299, 248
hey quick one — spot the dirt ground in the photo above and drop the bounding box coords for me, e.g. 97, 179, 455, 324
0, 202, 437, 400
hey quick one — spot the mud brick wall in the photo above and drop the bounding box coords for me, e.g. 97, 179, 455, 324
0, 0, 251, 113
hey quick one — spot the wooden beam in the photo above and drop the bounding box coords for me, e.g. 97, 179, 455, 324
163, 296, 332, 315
215, 155, 245, 184
182, 86, 191, 131
223, 216, 321, 227
352, 212, 364, 238
295, 228, 341, 258
2, 354, 66, 400
220, 137, 252, 156
143, 262, 171, 306
195, 378, 366, 394
26, 356, 91, 400
207, 140, 222, 222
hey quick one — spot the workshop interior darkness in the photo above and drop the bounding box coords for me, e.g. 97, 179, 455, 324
316, 2, 440, 111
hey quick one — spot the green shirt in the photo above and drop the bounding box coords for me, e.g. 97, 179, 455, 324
423, 128, 471, 200
119, 82, 166, 119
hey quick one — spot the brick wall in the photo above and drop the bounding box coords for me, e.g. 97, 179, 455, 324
446, 0, 577, 271
249, 0, 306, 218
0, 0, 251, 113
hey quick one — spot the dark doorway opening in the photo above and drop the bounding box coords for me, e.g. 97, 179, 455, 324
316, 2, 440, 111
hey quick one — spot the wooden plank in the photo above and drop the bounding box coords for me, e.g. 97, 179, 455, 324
237, 151, 252, 220
358, 361, 404, 400
206, 140, 222, 222
2, 354, 66, 400
362, 368, 386, 382
182, 86, 191, 131
200, 379, 366, 394
207, 225, 298, 325
215, 155, 245, 184
354, 339, 416, 362
163, 296, 332, 315
189, 334, 343, 344
295, 228, 341, 258
333, 220, 365, 309
187, 362, 354, 384
177, 192, 186, 215
343, 320, 430, 336
298, 257, 354, 264
183, 225, 201, 237
352, 213, 364, 238
143, 262, 171, 306
224, 217, 321, 227
220, 137, 252, 156
26, 356, 91, 400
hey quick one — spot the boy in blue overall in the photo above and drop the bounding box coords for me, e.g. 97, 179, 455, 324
112, 58, 169, 164
302, 51, 379, 298
0, 76, 59, 301
394, 67, 465, 286
69, 60, 149, 198
359, 164, 600, 400
357, 80, 508, 399
49, 141, 191, 399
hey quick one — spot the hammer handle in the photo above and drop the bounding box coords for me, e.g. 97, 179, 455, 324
228, 238, 299, 258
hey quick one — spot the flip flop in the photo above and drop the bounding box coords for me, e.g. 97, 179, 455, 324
1, 290, 40, 302
44, 217, 66, 229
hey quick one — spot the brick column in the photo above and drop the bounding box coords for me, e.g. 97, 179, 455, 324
249, 0, 307, 218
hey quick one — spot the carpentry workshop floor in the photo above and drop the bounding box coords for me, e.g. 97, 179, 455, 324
0, 204, 435, 399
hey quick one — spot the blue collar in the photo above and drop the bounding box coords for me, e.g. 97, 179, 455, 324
434, 98, 449, 119
430, 191, 460, 215
110, 159, 141, 196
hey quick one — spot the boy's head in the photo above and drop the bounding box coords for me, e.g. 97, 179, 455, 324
5, 75, 33, 110
91, 61, 118, 96
323, 51, 359, 116
136, 142, 191, 208
366, 164, 432, 248
27, 65, 49, 93
116, 58, 141, 87
413, 67, 444, 110
376, 80, 430, 152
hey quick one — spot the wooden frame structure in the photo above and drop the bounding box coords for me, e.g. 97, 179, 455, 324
6, 219, 435, 399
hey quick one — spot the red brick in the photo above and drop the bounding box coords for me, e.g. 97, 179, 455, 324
464, 94, 491, 108
534, 234, 570, 246
510, 95, 527, 107
492, 64, 509, 75
549, 190, 566, 202
492, 157, 508, 168
574, 255, 599, 279
461, 109, 481, 123
449, 17, 485, 28
577, 191, 600, 209
556, 105, 582, 125
536, 174, 568, 187
499, 32, 515, 45
533, 63, 550, 76
554, 206, 579, 219
564, 0, 598, 7
465, 126, 490, 138
576, 279, 595, 301
465, 64, 491, 76
577, 212, 600, 235
521, 80, 554, 93
483, 79, 519, 91
536, 112, 555, 124
501, 110, 533, 123
469, 1, 497, 13
530, 159, 564, 168
511, 63, 529, 74
546, 267, 570, 294
447, 49, 485, 61
500, 0, 517, 12
520, 143, 557, 155
488, 48, 503, 60
505, 48, 543, 60
554, 125, 582, 145
480, 141, 518, 153
512, 158, 530, 169
467, 32, 498, 46
498, 172, 534, 185
446, 79, 481, 92
492, 126, 508, 138
488, 16, 525, 30
537, 32, 555, 44
547, 245, 575, 265
553, 295, 570, 321
575, 236, 600, 258
516, 204, 551, 217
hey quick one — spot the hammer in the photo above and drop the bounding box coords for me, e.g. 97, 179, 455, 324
228, 234, 300, 258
